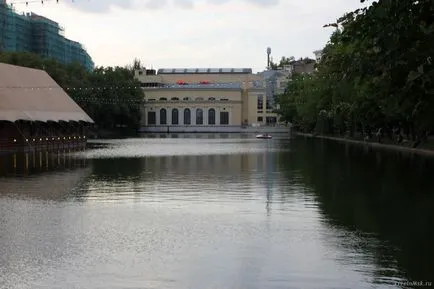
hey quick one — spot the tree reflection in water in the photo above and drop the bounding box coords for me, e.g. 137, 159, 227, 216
278, 138, 434, 285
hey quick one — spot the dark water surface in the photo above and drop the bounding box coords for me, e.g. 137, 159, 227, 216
0, 135, 433, 289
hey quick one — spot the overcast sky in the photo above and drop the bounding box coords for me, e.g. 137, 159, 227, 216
10, 0, 363, 72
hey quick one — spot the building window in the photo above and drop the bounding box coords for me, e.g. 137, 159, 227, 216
220, 111, 229, 125
209, 97, 216, 101
196, 108, 203, 125
160, 108, 167, 125
257, 94, 263, 110
148, 99, 156, 102
220, 98, 229, 101
183, 97, 190, 101
159, 97, 167, 101
266, 116, 277, 124
208, 108, 215, 125
172, 109, 179, 125
257, 117, 263, 122
171, 97, 179, 101
184, 108, 191, 125
148, 111, 156, 125
266, 98, 273, 109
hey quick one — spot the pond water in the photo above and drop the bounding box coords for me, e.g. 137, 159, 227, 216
0, 134, 433, 289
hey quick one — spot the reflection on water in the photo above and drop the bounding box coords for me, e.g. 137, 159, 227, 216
281, 139, 434, 287
0, 150, 88, 177
81, 137, 288, 159
0, 135, 433, 289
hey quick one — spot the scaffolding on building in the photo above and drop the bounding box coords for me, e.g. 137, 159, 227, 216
0, 5, 94, 70
0, 3, 7, 51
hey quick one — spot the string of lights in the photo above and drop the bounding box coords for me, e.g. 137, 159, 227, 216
0, 81, 274, 91
71, 98, 248, 104
6, 0, 73, 6
0, 82, 279, 105
0, 86, 144, 90
73, 98, 144, 104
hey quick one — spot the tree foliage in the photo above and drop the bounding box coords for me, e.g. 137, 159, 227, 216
278, 0, 434, 142
270, 56, 295, 70
0, 52, 144, 131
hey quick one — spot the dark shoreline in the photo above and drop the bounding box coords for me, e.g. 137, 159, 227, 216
294, 132, 434, 158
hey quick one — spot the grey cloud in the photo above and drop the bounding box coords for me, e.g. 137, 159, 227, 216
68, 0, 133, 13
145, 0, 169, 9
204, 0, 280, 7
174, 0, 195, 8
68, 0, 279, 13
206, 0, 231, 5
246, 0, 279, 6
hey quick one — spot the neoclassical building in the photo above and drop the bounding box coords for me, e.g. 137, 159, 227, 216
135, 68, 280, 133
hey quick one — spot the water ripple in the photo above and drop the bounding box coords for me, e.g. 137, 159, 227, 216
0, 136, 413, 289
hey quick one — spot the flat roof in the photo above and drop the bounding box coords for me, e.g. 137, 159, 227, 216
143, 83, 242, 90
157, 68, 253, 74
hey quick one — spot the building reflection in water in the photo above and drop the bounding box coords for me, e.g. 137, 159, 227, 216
0, 152, 92, 287
0, 150, 88, 176
139, 133, 252, 139
2, 136, 429, 288
0, 151, 91, 201
82, 149, 282, 210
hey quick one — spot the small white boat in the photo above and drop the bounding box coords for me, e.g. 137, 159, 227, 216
256, 134, 272, 139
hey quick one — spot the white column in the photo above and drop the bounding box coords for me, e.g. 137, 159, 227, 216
142, 106, 147, 126
179, 108, 184, 125
204, 108, 208, 125
191, 108, 197, 125
168, 108, 172, 125
156, 108, 160, 125
216, 107, 220, 125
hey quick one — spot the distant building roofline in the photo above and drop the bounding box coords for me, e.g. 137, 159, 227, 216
157, 68, 253, 74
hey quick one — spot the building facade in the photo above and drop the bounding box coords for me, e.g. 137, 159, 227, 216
257, 59, 316, 119
0, 1, 94, 70
288, 58, 316, 74
313, 50, 323, 63
258, 68, 292, 116
135, 68, 281, 133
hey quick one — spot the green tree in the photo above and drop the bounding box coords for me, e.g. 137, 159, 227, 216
270, 56, 295, 70
278, 0, 434, 145
0, 52, 144, 132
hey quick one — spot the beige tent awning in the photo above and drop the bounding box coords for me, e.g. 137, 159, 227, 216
0, 63, 94, 123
